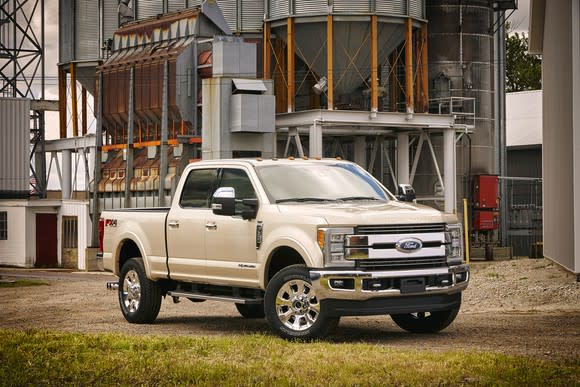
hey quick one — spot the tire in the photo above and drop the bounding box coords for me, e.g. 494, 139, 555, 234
265, 265, 339, 340
235, 302, 265, 319
118, 257, 162, 324
390, 304, 460, 333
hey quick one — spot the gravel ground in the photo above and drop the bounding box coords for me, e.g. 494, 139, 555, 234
0, 258, 579, 360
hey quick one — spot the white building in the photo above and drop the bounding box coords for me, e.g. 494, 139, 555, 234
0, 200, 93, 269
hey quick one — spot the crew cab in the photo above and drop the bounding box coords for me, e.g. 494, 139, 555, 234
100, 158, 469, 339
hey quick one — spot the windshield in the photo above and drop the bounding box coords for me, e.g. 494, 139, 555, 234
255, 162, 393, 204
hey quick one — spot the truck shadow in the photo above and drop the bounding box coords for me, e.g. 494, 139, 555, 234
153, 315, 453, 344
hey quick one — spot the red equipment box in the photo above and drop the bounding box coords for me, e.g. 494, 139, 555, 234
473, 210, 499, 231
473, 175, 499, 209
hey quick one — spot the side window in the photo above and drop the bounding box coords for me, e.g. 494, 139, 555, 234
215, 168, 257, 212
179, 169, 218, 208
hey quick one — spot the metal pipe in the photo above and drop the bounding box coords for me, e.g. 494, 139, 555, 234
444, 129, 456, 213
463, 198, 470, 263
404, 18, 414, 115
125, 66, 135, 208
327, 15, 334, 110
370, 15, 378, 113
70, 62, 78, 137
397, 132, 409, 184
91, 72, 104, 247
82, 86, 87, 136
62, 149, 72, 200
159, 60, 169, 207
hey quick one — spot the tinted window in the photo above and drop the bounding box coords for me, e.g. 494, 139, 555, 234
179, 169, 218, 208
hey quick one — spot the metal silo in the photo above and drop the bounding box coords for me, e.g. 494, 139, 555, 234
417, 0, 494, 209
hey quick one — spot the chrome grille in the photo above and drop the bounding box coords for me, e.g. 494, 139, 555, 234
357, 256, 447, 270
356, 223, 446, 235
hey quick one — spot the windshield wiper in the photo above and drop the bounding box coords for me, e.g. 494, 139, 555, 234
336, 196, 381, 201
275, 197, 331, 204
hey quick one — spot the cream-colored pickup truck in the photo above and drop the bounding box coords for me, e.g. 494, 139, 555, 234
100, 158, 469, 339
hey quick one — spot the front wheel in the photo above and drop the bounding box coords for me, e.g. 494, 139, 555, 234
264, 265, 339, 340
118, 257, 162, 324
390, 305, 460, 333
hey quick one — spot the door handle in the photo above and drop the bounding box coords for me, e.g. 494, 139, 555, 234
205, 222, 217, 231
168, 220, 179, 228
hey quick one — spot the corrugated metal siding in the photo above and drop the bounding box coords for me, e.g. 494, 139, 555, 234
295, 0, 327, 16
217, 0, 238, 31
375, 0, 406, 15
103, 0, 119, 48
333, 0, 371, 14
241, 0, 264, 31
168, 0, 188, 13
0, 99, 30, 195
409, 0, 424, 18
269, 0, 290, 19
187, 0, 203, 7
136, 0, 163, 20
75, 0, 99, 60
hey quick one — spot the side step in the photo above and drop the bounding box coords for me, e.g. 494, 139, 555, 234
167, 290, 263, 305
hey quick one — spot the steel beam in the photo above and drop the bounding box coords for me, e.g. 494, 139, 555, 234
263, 22, 271, 79
287, 17, 295, 112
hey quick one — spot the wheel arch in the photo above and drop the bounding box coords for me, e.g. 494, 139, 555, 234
263, 245, 308, 288
115, 238, 146, 275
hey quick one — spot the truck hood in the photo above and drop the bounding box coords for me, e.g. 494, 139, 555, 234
275, 200, 459, 225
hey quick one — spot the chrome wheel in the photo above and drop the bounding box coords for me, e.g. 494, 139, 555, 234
275, 279, 320, 331
122, 269, 141, 313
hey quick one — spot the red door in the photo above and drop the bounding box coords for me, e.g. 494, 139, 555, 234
36, 213, 58, 267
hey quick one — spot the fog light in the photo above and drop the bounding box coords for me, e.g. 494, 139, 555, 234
330, 278, 354, 290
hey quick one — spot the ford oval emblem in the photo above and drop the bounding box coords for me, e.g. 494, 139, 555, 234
395, 238, 423, 253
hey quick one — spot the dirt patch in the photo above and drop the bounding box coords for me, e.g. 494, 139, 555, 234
0, 258, 578, 360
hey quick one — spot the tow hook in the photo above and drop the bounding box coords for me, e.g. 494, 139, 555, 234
107, 281, 119, 290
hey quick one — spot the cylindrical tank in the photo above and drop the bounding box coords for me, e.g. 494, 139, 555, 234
414, 0, 495, 206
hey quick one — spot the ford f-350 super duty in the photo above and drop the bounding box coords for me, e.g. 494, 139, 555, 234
100, 158, 469, 339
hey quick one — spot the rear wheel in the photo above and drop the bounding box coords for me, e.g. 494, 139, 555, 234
265, 265, 339, 340
118, 257, 162, 324
390, 305, 460, 333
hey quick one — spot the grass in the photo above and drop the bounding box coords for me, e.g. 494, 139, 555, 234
0, 279, 49, 288
0, 329, 578, 386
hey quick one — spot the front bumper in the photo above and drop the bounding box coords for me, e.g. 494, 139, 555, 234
309, 264, 469, 314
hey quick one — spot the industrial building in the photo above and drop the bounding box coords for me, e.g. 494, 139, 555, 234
6, 0, 573, 276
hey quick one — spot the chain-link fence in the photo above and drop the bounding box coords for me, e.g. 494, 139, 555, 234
502, 178, 543, 257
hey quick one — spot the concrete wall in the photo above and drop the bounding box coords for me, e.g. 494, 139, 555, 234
541, 0, 580, 275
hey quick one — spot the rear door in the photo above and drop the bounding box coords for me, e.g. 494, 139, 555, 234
166, 168, 218, 281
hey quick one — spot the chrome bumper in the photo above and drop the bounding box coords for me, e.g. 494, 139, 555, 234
309, 264, 469, 301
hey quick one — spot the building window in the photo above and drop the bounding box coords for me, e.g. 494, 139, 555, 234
0, 212, 7, 240
62, 216, 78, 248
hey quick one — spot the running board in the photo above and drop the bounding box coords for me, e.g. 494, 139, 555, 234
167, 290, 263, 304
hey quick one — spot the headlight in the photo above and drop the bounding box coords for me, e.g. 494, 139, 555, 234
317, 227, 355, 267
445, 223, 464, 264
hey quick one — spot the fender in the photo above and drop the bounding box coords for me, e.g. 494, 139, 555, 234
113, 231, 154, 278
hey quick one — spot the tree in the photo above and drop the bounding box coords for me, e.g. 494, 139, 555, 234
505, 31, 542, 92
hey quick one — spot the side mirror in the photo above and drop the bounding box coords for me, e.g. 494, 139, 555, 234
211, 187, 236, 216
397, 184, 416, 202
